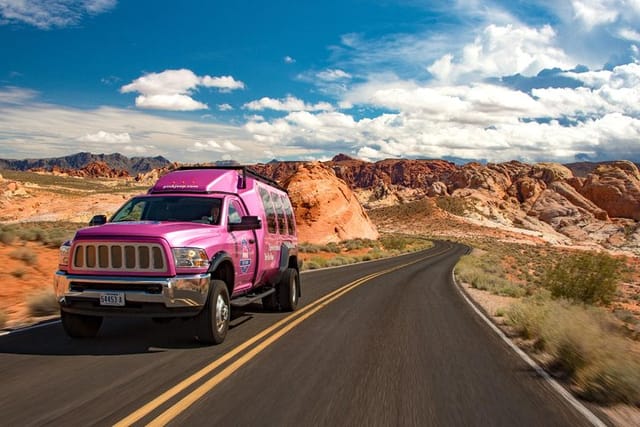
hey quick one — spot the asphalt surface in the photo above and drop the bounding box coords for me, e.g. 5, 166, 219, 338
0, 241, 600, 426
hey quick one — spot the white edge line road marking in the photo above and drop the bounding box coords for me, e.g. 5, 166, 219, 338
451, 266, 607, 427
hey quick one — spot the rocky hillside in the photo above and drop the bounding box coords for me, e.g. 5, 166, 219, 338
253, 155, 640, 253
0, 152, 171, 174
29, 161, 131, 178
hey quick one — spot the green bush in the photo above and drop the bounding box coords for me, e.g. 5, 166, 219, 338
543, 251, 622, 305
9, 247, 38, 266
27, 290, 59, 317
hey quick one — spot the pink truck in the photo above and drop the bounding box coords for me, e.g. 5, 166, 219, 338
53, 166, 300, 344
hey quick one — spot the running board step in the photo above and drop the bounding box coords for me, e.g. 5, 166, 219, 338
231, 288, 275, 307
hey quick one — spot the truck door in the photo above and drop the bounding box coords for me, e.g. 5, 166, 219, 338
227, 198, 256, 293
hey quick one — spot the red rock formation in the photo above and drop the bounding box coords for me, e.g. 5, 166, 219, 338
577, 161, 640, 220
282, 162, 379, 244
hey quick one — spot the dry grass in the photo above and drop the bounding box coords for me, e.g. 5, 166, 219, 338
507, 294, 640, 405
26, 290, 59, 318
0, 309, 7, 329
300, 234, 433, 270
1, 222, 81, 248
9, 246, 38, 265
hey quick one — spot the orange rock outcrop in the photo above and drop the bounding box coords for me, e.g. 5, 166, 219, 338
282, 162, 379, 244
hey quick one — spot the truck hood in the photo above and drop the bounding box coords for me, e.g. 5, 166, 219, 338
73, 221, 223, 248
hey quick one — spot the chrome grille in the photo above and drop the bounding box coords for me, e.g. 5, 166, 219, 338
72, 242, 166, 272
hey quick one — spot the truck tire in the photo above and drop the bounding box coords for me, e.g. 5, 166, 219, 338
195, 280, 230, 345
277, 268, 299, 312
60, 310, 103, 338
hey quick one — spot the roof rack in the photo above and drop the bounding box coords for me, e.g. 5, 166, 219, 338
176, 165, 286, 192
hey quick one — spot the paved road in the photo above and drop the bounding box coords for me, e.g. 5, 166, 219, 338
0, 241, 600, 426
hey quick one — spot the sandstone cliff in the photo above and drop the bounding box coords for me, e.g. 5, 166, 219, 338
281, 162, 379, 244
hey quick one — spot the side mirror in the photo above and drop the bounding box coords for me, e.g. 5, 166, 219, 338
89, 215, 107, 226
228, 216, 262, 232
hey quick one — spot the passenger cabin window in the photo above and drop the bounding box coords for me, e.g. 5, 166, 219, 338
282, 195, 296, 234
273, 192, 286, 234
258, 187, 277, 234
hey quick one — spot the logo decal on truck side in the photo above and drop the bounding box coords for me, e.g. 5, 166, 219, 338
239, 239, 251, 273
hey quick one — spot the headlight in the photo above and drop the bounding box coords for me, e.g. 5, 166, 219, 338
172, 247, 210, 268
58, 241, 72, 267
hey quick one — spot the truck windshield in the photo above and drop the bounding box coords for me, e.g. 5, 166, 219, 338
111, 196, 223, 224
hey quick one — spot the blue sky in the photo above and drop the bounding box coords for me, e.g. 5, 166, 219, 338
1, 0, 639, 164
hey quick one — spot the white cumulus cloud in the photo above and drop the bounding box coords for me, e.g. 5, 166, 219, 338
189, 140, 242, 153
80, 130, 130, 143
570, 0, 620, 29
120, 69, 245, 111
243, 95, 333, 112
428, 24, 574, 83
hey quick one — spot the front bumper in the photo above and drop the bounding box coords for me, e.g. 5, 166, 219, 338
53, 271, 210, 317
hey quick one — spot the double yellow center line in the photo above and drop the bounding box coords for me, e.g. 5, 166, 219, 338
115, 247, 448, 426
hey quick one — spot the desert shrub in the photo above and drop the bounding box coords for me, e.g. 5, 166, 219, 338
299, 243, 320, 253
457, 252, 526, 297
506, 295, 640, 404
0, 222, 79, 247
543, 251, 623, 305
576, 355, 640, 405
321, 242, 341, 253
326, 256, 352, 267
343, 238, 377, 251
436, 196, 467, 216
11, 268, 27, 278
0, 230, 16, 245
27, 290, 59, 317
0, 309, 7, 329
308, 257, 328, 269
302, 261, 320, 270
9, 247, 38, 266
380, 235, 408, 251
506, 291, 554, 341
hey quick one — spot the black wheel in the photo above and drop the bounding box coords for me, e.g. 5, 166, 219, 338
195, 280, 230, 345
60, 310, 103, 338
277, 268, 299, 312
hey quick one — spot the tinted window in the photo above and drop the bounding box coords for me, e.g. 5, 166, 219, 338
258, 187, 277, 234
228, 200, 242, 225
111, 196, 221, 223
282, 195, 296, 234
273, 192, 286, 234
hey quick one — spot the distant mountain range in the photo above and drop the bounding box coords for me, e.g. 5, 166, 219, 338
0, 152, 172, 174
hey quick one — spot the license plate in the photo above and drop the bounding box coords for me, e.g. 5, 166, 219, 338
100, 292, 125, 306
